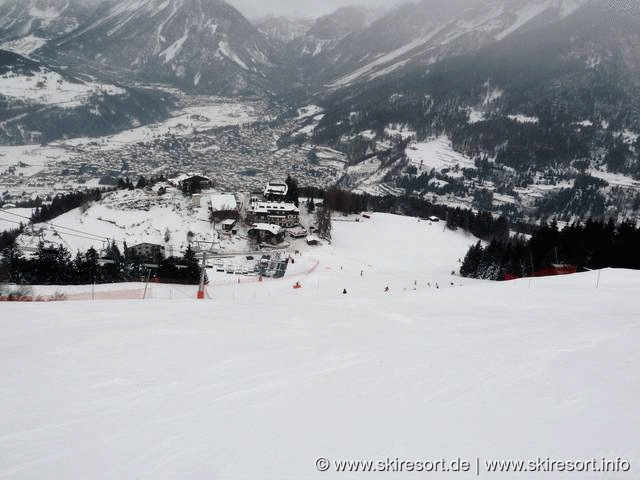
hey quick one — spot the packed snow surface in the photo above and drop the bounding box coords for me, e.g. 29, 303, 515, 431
1, 213, 639, 479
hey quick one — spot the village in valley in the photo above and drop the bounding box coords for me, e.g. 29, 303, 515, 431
5, 172, 331, 285
0, 100, 347, 209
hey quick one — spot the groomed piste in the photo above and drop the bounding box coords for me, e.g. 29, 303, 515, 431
2, 213, 638, 479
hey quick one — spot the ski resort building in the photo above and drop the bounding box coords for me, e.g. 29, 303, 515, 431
504, 264, 577, 281
288, 227, 307, 239
209, 194, 239, 222
263, 180, 288, 200
125, 243, 166, 263
38, 241, 62, 260
246, 200, 299, 228
306, 235, 321, 246
247, 224, 285, 245
221, 218, 238, 232
169, 173, 212, 193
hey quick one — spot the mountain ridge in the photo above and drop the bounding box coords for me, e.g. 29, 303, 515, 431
39, 0, 287, 96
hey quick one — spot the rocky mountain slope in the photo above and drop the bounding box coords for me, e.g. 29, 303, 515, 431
288, 0, 596, 87
42, 0, 287, 96
0, 0, 95, 55
302, 0, 640, 221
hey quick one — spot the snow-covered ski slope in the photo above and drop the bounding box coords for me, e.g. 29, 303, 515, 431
2, 214, 639, 479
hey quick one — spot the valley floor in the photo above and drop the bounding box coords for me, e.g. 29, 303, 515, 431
1, 214, 638, 479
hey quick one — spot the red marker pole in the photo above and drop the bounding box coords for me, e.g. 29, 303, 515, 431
197, 252, 206, 299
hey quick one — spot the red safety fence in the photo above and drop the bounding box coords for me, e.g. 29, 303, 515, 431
504, 264, 577, 281
0, 289, 147, 301
63, 289, 146, 301
0, 258, 323, 301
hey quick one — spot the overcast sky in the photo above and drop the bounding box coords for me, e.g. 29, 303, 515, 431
226, 0, 410, 20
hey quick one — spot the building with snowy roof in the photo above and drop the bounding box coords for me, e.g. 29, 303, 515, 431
305, 235, 321, 246
264, 180, 288, 200
169, 173, 212, 193
247, 223, 285, 245
209, 194, 239, 222
221, 218, 238, 232
246, 201, 299, 228
125, 243, 165, 263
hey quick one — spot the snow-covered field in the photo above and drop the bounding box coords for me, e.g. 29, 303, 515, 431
1, 213, 639, 479
406, 136, 475, 176
60, 99, 261, 148
0, 144, 59, 174
589, 169, 640, 188
0, 68, 125, 107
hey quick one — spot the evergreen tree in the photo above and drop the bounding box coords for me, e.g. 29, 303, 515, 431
460, 241, 483, 277
78, 247, 102, 284
103, 240, 125, 282
306, 197, 315, 213
136, 176, 147, 189
316, 205, 332, 241
285, 175, 300, 206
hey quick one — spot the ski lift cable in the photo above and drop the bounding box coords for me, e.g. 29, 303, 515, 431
0, 216, 101, 244
42, 226, 109, 243
0, 210, 111, 241
0, 217, 24, 228
18, 217, 109, 242
0, 217, 106, 252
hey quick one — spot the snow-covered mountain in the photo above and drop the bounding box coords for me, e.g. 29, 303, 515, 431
301, 0, 640, 222
255, 16, 314, 47
0, 49, 174, 144
0, 49, 125, 107
294, 0, 597, 87
0, 0, 94, 55
0, 0, 639, 223
0, 0, 613, 96
286, 6, 378, 59
42, 0, 286, 96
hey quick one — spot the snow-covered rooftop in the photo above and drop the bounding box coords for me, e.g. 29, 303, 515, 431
249, 223, 283, 235
210, 194, 237, 212
264, 180, 288, 197
249, 201, 299, 214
